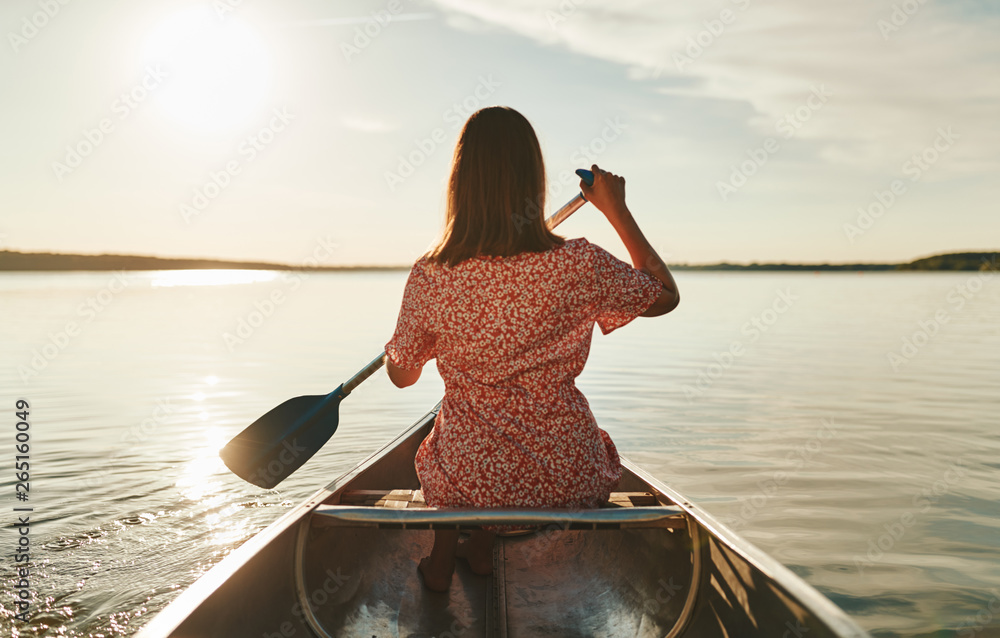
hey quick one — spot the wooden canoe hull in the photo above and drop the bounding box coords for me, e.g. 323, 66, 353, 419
137, 407, 869, 638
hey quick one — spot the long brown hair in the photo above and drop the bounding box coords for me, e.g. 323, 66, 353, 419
426, 106, 564, 267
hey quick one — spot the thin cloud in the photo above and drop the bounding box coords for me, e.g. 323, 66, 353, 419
284, 13, 436, 27
428, 0, 1000, 174
341, 116, 397, 133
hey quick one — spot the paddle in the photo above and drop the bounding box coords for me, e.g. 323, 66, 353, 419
221, 168, 596, 488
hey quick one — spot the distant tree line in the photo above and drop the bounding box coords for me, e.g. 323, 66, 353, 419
0, 251, 402, 272
894, 252, 999, 272
0, 250, 996, 272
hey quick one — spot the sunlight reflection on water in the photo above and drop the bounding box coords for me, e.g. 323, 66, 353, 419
148, 269, 280, 287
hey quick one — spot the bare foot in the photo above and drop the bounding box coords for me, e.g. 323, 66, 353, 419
418, 556, 453, 592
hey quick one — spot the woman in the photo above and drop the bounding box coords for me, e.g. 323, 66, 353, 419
384, 106, 679, 592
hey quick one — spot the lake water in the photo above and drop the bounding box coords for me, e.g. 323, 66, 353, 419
0, 269, 998, 638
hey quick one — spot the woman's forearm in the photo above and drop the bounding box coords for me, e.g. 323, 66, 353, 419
607, 205, 679, 299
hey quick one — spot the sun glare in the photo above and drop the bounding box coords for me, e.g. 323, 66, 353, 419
143, 7, 272, 132
149, 270, 279, 287
175, 426, 228, 502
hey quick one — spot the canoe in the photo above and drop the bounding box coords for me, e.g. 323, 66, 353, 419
137, 404, 871, 638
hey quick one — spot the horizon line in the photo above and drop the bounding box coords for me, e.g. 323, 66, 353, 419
0, 247, 997, 271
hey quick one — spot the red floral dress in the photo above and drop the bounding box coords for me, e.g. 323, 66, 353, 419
385, 238, 661, 510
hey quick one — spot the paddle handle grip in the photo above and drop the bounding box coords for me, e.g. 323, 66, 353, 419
342, 352, 388, 396
344, 169, 594, 393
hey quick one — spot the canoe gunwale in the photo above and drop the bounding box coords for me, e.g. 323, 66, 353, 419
621, 458, 871, 638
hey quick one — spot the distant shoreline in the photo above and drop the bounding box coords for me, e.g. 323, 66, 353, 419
0, 249, 996, 272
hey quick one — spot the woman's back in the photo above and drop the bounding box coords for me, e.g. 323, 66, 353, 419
392, 237, 657, 385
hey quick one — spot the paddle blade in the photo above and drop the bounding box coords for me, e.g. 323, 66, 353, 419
220, 388, 344, 489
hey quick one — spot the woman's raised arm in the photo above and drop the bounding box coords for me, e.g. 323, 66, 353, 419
581, 165, 680, 316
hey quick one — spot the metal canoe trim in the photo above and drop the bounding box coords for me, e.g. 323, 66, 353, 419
619, 457, 872, 638
309, 505, 687, 529
491, 539, 508, 638
663, 513, 702, 638
294, 515, 334, 638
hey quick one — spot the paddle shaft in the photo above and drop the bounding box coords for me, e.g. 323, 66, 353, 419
341, 177, 593, 397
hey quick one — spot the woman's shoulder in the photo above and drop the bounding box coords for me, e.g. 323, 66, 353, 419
412, 254, 432, 270
558, 237, 608, 261
404, 255, 441, 286
411, 240, 605, 274
554, 239, 635, 279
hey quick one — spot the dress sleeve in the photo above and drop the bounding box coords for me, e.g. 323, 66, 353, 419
385, 261, 437, 370
589, 243, 663, 335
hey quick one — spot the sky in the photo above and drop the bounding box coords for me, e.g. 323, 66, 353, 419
1, 0, 998, 266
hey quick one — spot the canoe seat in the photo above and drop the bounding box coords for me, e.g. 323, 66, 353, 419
338, 489, 661, 508
325, 490, 684, 529
339, 489, 429, 508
